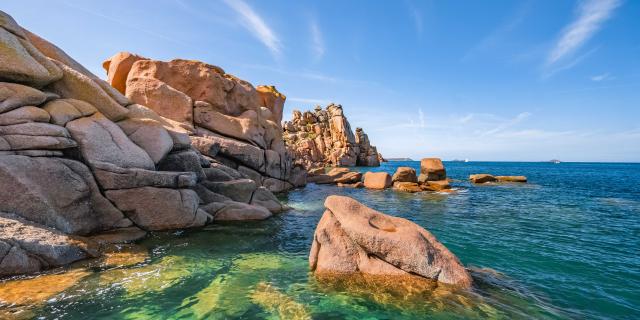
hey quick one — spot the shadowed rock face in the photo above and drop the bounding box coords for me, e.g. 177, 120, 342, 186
309, 196, 472, 288
0, 212, 98, 277
283, 104, 381, 171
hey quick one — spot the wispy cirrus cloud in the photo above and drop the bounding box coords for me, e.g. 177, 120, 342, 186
223, 0, 282, 57
590, 72, 614, 81
547, 0, 620, 66
407, 1, 424, 36
310, 19, 325, 60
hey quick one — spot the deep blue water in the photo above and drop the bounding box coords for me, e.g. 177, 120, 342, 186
3, 161, 639, 319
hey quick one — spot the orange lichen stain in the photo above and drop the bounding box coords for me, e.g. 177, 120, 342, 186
0, 269, 90, 307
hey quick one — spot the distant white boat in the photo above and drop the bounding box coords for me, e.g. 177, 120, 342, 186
550, 159, 561, 164
464, 158, 470, 163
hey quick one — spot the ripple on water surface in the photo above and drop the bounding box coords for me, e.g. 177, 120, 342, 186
1, 161, 639, 319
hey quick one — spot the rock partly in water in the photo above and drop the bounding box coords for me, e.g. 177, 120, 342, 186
496, 176, 527, 183
393, 182, 423, 193
307, 167, 362, 185
469, 174, 497, 184
309, 196, 472, 288
0, 213, 98, 277
392, 166, 417, 183
419, 158, 446, 182
363, 171, 392, 189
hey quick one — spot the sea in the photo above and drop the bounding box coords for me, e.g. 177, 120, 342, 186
2, 161, 639, 319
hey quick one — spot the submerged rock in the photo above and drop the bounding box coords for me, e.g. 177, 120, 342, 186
496, 175, 527, 183
0, 268, 90, 306
309, 195, 472, 288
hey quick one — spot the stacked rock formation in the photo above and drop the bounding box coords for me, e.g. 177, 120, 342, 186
0, 11, 288, 277
102, 52, 306, 193
283, 104, 381, 170
310, 196, 472, 288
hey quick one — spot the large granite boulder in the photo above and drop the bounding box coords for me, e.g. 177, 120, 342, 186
309, 196, 472, 287
91, 161, 197, 190
0, 122, 77, 151
307, 167, 362, 185
0, 82, 47, 113
256, 85, 285, 123
392, 167, 417, 183
117, 117, 174, 164
469, 174, 497, 184
0, 106, 50, 125
66, 113, 155, 170
105, 187, 211, 231
418, 158, 446, 182
363, 171, 392, 189
42, 98, 96, 126
0, 155, 130, 235
125, 76, 193, 127
0, 27, 61, 87
200, 200, 272, 221
200, 178, 257, 203
0, 212, 99, 277
47, 60, 129, 121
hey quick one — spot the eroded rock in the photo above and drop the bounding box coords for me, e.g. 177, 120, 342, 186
309, 196, 472, 287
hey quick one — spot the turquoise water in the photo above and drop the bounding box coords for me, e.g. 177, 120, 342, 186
3, 161, 640, 319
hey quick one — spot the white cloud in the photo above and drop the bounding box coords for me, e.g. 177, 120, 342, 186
480, 112, 531, 136
408, 4, 423, 36
223, 0, 282, 57
310, 20, 325, 60
547, 0, 620, 65
590, 72, 614, 81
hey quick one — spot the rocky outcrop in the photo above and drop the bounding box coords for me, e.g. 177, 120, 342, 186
283, 104, 381, 170
102, 52, 305, 193
0, 11, 290, 277
309, 196, 472, 288
0, 212, 98, 277
469, 174, 527, 183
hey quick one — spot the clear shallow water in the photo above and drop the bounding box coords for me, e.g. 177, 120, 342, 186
1, 161, 639, 319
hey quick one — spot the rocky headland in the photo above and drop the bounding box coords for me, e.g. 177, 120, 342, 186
0, 9, 470, 297
0, 11, 296, 277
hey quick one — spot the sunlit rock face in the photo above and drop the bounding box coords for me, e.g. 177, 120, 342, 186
283, 104, 381, 171
309, 195, 472, 288
103, 52, 306, 192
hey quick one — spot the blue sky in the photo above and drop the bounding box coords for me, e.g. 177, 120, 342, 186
5, 0, 639, 161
